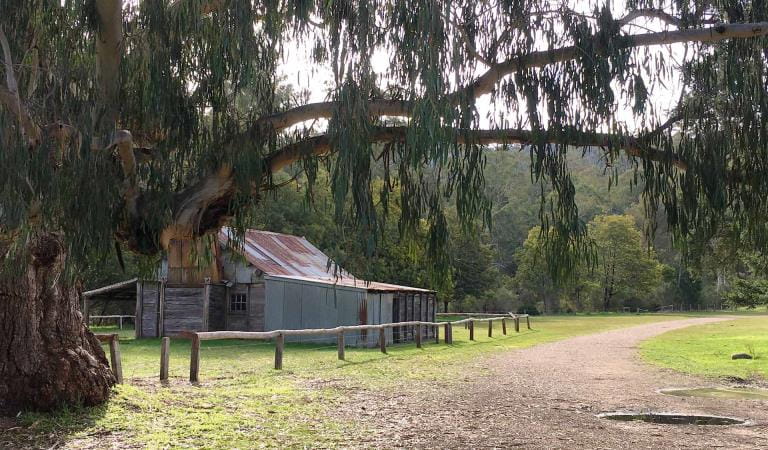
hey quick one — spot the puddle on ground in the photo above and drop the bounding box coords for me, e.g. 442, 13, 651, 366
598, 412, 746, 425
660, 387, 768, 400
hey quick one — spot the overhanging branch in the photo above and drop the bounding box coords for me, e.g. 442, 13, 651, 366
254, 21, 768, 133
265, 126, 688, 172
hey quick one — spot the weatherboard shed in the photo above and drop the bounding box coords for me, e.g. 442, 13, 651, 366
84, 229, 437, 345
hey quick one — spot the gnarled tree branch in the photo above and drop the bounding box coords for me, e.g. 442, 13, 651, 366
254, 21, 768, 134
265, 126, 687, 172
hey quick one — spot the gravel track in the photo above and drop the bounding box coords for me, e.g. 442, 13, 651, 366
340, 317, 768, 449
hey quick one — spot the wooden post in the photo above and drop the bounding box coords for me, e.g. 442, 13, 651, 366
160, 337, 170, 381
108, 335, 123, 384
515, 316, 520, 333
379, 328, 387, 354
445, 323, 452, 344
135, 281, 143, 338
337, 331, 345, 360
190, 333, 200, 383
415, 324, 422, 348
202, 278, 211, 332
274, 333, 284, 370
526, 315, 531, 330
488, 319, 493, 337
158, 278, 166, 337
434, 324, 440, 344
502, 318, 507, 335
469, 320, 475, 341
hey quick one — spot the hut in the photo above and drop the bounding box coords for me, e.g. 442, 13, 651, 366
84, 229, 437, 345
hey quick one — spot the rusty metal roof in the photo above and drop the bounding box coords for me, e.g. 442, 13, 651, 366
218, 228, 349, 279
219, 228, 433, 293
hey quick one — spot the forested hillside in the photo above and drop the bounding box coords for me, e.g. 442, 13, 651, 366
94, 147, 768, 313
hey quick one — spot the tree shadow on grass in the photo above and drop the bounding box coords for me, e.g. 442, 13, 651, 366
1, 397, 114, 449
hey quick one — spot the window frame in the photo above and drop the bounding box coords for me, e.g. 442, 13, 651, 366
229, 293, 248, 313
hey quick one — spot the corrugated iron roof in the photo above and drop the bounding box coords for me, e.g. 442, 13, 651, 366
218, 228, 349, 279
219, 228, 434, 293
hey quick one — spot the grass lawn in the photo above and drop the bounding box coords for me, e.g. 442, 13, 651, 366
4, 313, 716, 449
640, 316, 768, 382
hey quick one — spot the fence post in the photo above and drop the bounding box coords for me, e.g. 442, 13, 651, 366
515, 316, 520, 333
337, 331, 345, 360
434, 324, 440, 344
526, 315, 531, 329
108, 335, 123, 384
160, 337, 170, 381
379, 328, 387, 354
274, 333, 284, 370
445, 323, 452, 344
502, 318, 507, 335
469, 320, 475, 341
488, 319, 493, 337
415, 324, 422, 348
190, 333, 200, 383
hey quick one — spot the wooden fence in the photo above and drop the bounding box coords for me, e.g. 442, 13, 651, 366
95, 333, 123, 384
172, 314, 532, 383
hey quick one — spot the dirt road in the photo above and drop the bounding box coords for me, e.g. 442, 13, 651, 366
341, 317, 768, 448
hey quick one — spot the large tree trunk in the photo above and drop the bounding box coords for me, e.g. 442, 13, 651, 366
0, 233, 114, 416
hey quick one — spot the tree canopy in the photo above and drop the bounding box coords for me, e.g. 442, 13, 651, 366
2, 0, 768, 281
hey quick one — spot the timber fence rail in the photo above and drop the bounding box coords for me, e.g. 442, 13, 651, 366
172, 313, 532, 383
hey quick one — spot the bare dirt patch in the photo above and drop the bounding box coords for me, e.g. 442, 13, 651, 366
335, 317, 768, 449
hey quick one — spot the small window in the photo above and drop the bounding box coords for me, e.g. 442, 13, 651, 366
230, 293, 247, 312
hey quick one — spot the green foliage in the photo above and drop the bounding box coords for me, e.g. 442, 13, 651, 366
589, 214, 663, 310
4, 1, 768, 285
724, 278, 768, 309
514, 215, 664, 312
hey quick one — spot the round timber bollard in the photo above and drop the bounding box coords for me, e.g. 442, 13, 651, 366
274, 333, 284, 370
337, 331, 345, 360
379, 328, 387, 354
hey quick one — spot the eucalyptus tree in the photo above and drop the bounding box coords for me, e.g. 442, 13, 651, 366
2, 0, 768, 414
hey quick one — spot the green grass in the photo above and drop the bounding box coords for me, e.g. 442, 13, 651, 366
5, 313, 714, 448
641, 316, 768, 382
